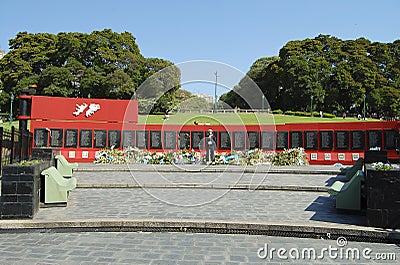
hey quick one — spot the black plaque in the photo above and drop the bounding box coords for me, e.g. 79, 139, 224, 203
191, 131, 204, 150
305, 131, 318, 150
164, 131, 176, 149
368, 130, 382, 149
34, 128, 48, 147
290, 131, 303, 148
276, 131, 288, 150
247, 131, 259, 149
136, 131, 148, 149
234, 132, 245, 149
94, 130, 107, 148
122, 130, 135, 148
80, 130, 92, 148
65, 129, 78, 148
261, 131, 274, 150
219, 131, 232, 150
320, 131, 333, 150
178, 131, 190, 149
50, 129, 63, 147
384, 130, 397, 150
335, 131, 349, 150
150, 131, 162, 149
351, 130, 365, 150
108, 130, 121, 148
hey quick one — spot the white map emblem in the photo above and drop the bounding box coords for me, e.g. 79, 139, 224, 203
72, 103, 100, 117
85, 103, 101, 117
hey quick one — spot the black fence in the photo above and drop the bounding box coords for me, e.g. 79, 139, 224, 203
0, 126, 32, 173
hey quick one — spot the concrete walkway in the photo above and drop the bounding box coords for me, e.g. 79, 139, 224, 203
1, 163, 398, 241
1, 163, 399, 264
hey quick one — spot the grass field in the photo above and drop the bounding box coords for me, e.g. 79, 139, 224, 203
138, 113, 380, 125
0, 114, 380, 130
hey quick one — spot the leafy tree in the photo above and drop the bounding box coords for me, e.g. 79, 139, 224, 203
0, 29, 181, 114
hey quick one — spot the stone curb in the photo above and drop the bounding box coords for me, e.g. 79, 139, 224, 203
76, 167, 340, 175
0, 218, 398, 244
76, 183, 329, 192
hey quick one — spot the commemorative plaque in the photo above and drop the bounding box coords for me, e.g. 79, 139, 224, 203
178, 131, 190, 149
320, 131, 333, 150
122, 130, 134, 148
276, 131, 288, 150
351, 130, 365, 150
150, 131, 162, 149
50, 129, 63, 147
368, 130, 382, 149
234, 132, 245, 149
191, 131, 204, 150
136, 131, 148, 149
80, 130, 92, 148
305, 131, 318, 150
108, 130, 121, 148
34, 128, 48, 147
65, 129, 78, 148
94, 130, 107, 148
247, 131, 259, 149
335, 131, 349, 150
261, 131, 274, 150
164, 131, 176, 149
384, 130, 397, 150
219, 131, 231, 150
290, 131, 303, 148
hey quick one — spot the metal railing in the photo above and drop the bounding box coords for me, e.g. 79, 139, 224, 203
0, 126, 32, 173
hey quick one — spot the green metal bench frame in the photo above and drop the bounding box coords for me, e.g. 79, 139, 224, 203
328, 170, 364, 211
55, 155, 78, 177
339, 158, 363, 182
41, 166, 77, 204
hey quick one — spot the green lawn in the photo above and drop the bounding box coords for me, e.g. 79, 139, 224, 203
138, 113, 380, 125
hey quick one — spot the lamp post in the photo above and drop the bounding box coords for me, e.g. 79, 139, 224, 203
262, 94, 265, 111
310, 95, 314, 117
9, 93, 14, 126
363, 93, 366, 120
213, 71, 218, 114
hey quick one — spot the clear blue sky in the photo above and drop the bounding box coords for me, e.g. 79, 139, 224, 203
1, 0, 399, 95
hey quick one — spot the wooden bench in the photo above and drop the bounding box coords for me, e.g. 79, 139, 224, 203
41, 166, 77, 204
328, 170, 364, 211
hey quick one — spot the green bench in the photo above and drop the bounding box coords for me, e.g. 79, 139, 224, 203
55, 155, 78, 177
328, 170, 364, 211
41, 166, 77, 204
339, 158, 363, 182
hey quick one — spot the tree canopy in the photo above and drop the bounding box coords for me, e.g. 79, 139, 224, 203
220, 35, 400, 118
0, 29, 179, 114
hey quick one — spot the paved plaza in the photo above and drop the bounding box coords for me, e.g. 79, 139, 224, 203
0, 164, 399, 264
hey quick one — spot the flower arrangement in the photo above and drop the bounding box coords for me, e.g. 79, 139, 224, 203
371, 162, 394, 171
93, 147, 308, 166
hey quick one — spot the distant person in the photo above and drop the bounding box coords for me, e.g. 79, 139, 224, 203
342, 112, 346, 119
320, 111, 323, 118
357, 114, 361, 120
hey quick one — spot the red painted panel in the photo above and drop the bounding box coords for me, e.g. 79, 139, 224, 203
28, 96, 138, 123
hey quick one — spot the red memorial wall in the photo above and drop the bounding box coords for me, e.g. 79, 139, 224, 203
22, 95, 400, 164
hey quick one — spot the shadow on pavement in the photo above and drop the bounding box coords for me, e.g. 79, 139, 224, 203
305, 195, 367, 226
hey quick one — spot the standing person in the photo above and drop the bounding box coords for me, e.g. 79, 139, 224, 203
343, 112, 346, 119
206, 129, 216, 164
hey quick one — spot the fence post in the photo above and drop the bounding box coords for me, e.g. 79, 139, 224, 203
10, 126, 15, 164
